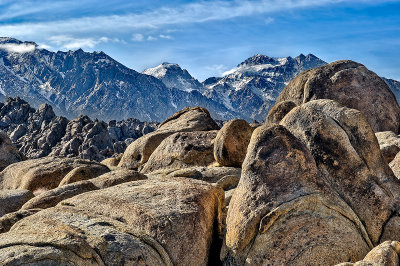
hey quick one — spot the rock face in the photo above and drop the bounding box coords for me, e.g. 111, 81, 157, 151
0, 157, 109, 191
119, 107, 219, 169
141, 130, 218, 174
276, 60, 400, 132
376, 131, 400, 164
213, 119, 254, 167
222, 125, 371, 265
0, 130, 24, 170
0, 189, 34, 217
0, 177, 224, 266
280, 100, 400, 245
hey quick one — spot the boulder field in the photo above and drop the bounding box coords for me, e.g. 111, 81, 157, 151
2, 60, 400, 265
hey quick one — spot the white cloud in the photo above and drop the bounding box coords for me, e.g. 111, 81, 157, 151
0, 43, 36, 53
205, 64, 229, 76
159, 34, 173, 40
47, 35, 111, 50
38, 43, 52, 50
147, 36, 157, 41
132, 33, 144, 42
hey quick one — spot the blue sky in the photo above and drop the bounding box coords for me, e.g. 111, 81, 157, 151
0, 0, 399, 80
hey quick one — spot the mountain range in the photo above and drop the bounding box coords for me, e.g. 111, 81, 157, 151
0, 37, 398, 122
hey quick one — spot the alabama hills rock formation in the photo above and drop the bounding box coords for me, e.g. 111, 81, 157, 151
2, 60, 400, 265
0, 96, 158, 161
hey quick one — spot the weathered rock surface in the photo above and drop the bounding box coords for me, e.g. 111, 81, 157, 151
0, 130, 24, 171
119, 107, 219, 169
222, 124, 372, 265
389, 153, 400, 179
376, 131, 400, 164
58, 163, 110, 187
0, 189, 34, 217
21, 169, 146, 210
141, 130, 218, 174
336, 241, 400, 266
276, 60, 400, 132
281, 99, 400, 245
0, 157, 109, 191
265, 100, 297, 126
0, 209, 42, 234
213, 119, 254, 167
148, 166, 241, 184
0, 177, 224, 266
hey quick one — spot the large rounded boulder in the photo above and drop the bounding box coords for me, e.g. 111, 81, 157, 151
0, 177, 224, 266
213, 119, 254, 167
118, 107, 219, 170
276, 60, 400, 132
140, 130, 218, 174
222, 125, 371, 265
280, 99, 400, 245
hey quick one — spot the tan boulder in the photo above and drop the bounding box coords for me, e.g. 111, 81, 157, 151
0, 208, 41, 233
0, 157, 107, 192
222, 125, 371, 265
276, 60, 400, 132
265, 100, 297, 126
118, 107, 219, 170
140, 131, 217, 174
0, 131, 24, 171
148, 166, 241, 184
100, 154, 122, 168
281, 99, 400, 245
58, 163, 110, 186
0, 189, 34, 217
22, 169, 146, 210
336, 241, 400, 266
213, 119, 254, 167
0, 177, 224, 266
376, 131, 400, 164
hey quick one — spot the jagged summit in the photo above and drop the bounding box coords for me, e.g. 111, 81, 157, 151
238, 54, 280, 67
142, 62, 205, 93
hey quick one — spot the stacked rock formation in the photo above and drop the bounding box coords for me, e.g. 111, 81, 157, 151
2, 60, 400, 265
0, 97, 158, 161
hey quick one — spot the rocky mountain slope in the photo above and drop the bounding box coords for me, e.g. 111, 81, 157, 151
0, 37, 235, 122
383, 77, 400, 105
201, 54, 327, 121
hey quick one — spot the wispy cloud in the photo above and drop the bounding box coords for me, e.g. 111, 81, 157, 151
159, 34, 173, 40
205, 64, 229, 76
147, 36, 157, 41
132, 33, 144, 42
0, 0, 389, 38
0, 43, 36, 53
47, 35, 111, 50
